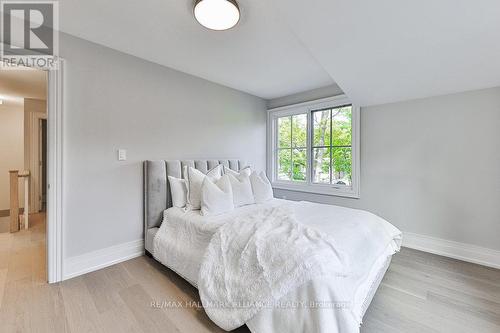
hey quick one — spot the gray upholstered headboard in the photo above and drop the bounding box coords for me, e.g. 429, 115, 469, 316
143, 159, 246, 252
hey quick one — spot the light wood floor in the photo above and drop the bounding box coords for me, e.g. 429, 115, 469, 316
0, 216, 11, 233
0, 217, 499, 332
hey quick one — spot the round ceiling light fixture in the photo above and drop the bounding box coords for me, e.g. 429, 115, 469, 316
194, 0, 240, 31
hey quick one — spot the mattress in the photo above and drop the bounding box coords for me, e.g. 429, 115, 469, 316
151, 199, 401, 333
246, 247, 394, 333
145, 227, 159, 253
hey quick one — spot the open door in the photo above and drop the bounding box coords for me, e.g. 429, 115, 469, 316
39, 118, 47, 212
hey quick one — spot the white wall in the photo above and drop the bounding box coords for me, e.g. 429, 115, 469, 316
0, 104, 25, 211
59, 34, 267, 258
271, 87, 500, 251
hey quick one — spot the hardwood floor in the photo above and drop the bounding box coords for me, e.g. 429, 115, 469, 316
0, 213, 48, 331
0, 216, 10, 233
362, 249, 500, 333
0, 220, 499, 332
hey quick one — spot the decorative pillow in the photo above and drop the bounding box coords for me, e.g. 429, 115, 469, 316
227, 173, 255, 207
184, 165, 223, 210
200, 175, 234, 216
223, 165, 252, 177
250, 171, 274, 203
168, 176, 187, 208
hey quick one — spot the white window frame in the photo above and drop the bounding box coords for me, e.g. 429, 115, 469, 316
267, 95, 360, 198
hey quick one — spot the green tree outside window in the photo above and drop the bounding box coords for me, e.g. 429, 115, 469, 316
277, 105, 352, 186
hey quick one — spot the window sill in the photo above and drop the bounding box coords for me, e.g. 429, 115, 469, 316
272, 182, 360, 199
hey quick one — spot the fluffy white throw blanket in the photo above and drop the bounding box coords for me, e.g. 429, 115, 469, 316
198, 206, 349, 331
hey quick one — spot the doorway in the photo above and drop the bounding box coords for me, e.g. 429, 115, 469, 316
0, 42, 64, 283
0, 67, 49, 285
40, 119, 47, 212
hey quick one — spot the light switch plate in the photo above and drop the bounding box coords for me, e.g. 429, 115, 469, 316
118, 149, 127, 161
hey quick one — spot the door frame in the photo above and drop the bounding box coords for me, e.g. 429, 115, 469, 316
46, 62, 64, 283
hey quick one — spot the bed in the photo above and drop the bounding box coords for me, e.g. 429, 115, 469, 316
144, 159, 402, 333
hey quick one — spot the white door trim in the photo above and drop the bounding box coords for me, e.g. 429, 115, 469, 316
46, 60, 64, 283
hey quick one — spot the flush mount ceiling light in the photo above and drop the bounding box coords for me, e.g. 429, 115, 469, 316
194, 0, 240, 31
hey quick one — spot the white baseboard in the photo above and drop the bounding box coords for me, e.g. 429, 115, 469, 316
403, 232, 500, 269
63, 239, 144, 280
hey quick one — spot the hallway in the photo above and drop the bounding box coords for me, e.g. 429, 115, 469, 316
0, 213, 46, 309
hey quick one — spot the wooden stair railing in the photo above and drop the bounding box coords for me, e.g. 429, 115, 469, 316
9, 170, 30, 232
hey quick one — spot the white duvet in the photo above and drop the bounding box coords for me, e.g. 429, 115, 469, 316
199, 205, 350, 330
153, 199, 402, 333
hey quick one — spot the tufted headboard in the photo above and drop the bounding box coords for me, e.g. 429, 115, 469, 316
143, 159, 246, 252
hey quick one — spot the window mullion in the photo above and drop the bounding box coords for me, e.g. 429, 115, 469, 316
289, 116, 293, 180
329, 109, 333, 184
274, 117, 278, 181
274, 118, 280, 179
307, 110, 311, 185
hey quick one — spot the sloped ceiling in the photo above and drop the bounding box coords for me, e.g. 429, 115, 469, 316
58, 0, 334, 100
272, 0, 500, 106
58, 0, 500, 105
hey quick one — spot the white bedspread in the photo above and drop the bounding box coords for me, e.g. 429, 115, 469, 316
198, 205, 349, 330
153, 199, 402, 333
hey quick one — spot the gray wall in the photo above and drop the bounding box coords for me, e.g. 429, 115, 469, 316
271, 87, 500, 251
60, 34, 267, 258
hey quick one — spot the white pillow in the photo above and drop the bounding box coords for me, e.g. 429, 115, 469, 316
224, 165, 252, 177
227, 173, 255, 207
250, 171, 274, 203
168, 176, 187, 208
200, 175, 234, 216
184, 165, 223, 210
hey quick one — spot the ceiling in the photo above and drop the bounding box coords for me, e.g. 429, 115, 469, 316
0, 68, 47, 107
273, 0, 500, 105
58, 0, 500, 105
59, 0, 334, 100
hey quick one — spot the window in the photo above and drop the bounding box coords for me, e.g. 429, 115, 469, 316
268, 96, 360, 198
312, 105, 352, 186
277, 114, 307, 181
